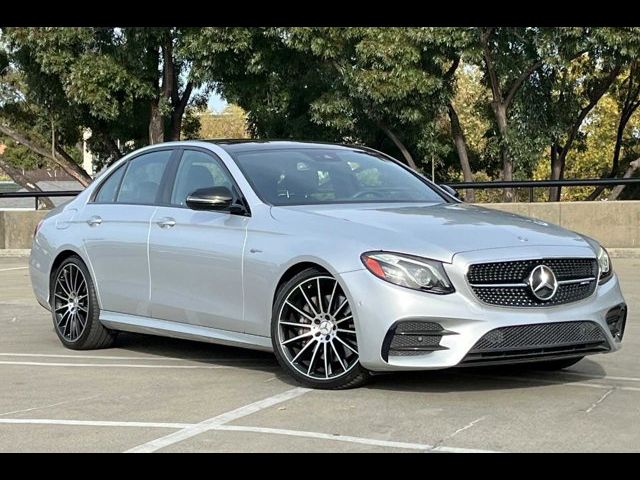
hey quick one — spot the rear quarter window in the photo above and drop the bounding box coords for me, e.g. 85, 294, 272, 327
94, 165, 126, 203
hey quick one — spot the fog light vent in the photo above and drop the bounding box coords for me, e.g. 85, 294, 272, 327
606, 304, 627, 341
382, 321, 455, 361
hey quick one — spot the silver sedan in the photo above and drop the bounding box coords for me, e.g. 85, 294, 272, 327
29, 141, 627, 389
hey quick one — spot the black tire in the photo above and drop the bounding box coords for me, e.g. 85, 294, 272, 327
529, 356, 584, 371
50, 255, 116, 350
271, 267, 370, 389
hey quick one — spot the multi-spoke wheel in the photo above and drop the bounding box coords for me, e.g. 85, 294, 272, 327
50, 255, 116, 350
53, 262, 89, 342
272, 267, 369, 389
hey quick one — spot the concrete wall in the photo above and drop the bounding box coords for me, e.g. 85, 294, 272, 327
0, 210, 48, 249
1, 201, 639, 249
482, 201, 640, 248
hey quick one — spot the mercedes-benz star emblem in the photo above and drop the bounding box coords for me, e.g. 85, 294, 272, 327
528, 265, 558, 301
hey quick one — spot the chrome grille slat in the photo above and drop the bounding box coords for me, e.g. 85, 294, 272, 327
467, 258, 597, 284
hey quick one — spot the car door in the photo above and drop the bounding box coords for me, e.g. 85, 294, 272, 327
148, 148, 249, 332
81, 149, 174, 316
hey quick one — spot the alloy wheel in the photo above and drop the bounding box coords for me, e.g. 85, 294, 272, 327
53, 263, 89, 342
277, 276, 359, 380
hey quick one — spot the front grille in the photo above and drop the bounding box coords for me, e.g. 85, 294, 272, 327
467, 258, 598, 307
461, 321, 610, 365
382, 321, 450, 360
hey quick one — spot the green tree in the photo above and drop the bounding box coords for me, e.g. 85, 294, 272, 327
473, 27, 590, 201
534, 93, 640, 200
539, 28, 640, 200
189, 27, 350, 142
193, 27, 466, 176
587, 61, 640, 200
1, 27, 214, 185
1, 30, 91, 186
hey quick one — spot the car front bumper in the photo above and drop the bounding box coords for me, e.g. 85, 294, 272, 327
340, 246, 626, 372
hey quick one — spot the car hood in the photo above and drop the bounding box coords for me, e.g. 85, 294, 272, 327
271, 202, 592, 262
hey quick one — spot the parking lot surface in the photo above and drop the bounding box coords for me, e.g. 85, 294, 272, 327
0, 256, 638, 452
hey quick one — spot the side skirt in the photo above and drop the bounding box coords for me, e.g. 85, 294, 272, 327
99, 311, 273, 352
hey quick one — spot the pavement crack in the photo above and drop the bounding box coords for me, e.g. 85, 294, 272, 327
428, 416, 487, 452
585, 387, 615, 413
0, 394, 101, 417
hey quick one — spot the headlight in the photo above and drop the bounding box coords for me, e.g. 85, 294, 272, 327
361, 251, 454, 294
597, 245, 613, 284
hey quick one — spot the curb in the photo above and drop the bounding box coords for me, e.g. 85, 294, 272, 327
0, 249, 31, 257
607, 248, 640, 258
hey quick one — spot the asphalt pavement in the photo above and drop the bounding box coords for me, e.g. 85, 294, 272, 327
0, 256, 638, 452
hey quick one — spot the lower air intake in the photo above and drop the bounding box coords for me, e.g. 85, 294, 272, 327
461, 321, 609, 365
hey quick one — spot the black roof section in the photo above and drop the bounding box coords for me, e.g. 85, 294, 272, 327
203, 139, 365, 154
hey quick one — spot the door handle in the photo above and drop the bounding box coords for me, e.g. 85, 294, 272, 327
157, 217, 176, 228
87, 216, 102, 226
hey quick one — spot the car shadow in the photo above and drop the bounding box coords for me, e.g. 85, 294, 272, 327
114, 332, 611, 392
113, 332, 279, 374
364, 359, 610, 393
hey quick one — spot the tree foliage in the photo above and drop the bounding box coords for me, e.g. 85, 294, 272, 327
195, 105, 249, 139
2, 26, 640, 203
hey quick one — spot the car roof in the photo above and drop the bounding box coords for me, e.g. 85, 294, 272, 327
200, 139, 366, 154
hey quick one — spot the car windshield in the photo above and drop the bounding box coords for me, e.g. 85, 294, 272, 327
231, 148, 447, 206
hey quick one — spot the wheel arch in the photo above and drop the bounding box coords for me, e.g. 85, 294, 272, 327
48, 247, 98, 305
50, 249, 84, 282
273, 261, 331, 307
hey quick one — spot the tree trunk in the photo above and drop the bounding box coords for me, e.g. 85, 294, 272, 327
0, 155, 55, 209
492, 102, 514, 201
0, 124, 92, 187
549, 143, 564, 201
168, 112, 183, 142
149, 100, 164, 144
608, 158, 640, 200
168, 81, 194, 141
448, 104, 475, 202
378, 123, 418, 171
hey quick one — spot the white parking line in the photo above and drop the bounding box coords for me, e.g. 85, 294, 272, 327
457, 372, 640, 393
215, 425, 500, 453
0, 353, 183, 361
0, 353, 272, 363
0, 267, 28, 272
0, 418, 191, 429
125, 387, 310, 453
0, 418, 499, 453
0, 361, 232, 369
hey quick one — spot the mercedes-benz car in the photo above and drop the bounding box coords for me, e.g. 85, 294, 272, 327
30, 140, 627, 389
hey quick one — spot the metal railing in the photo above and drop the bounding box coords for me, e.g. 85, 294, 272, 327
0, 178, 639, 209
0, 190, 82, 210
445, 178, 640, 202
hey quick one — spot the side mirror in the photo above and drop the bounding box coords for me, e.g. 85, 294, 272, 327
186, 186, 234, 211
440, 184, 461, 200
